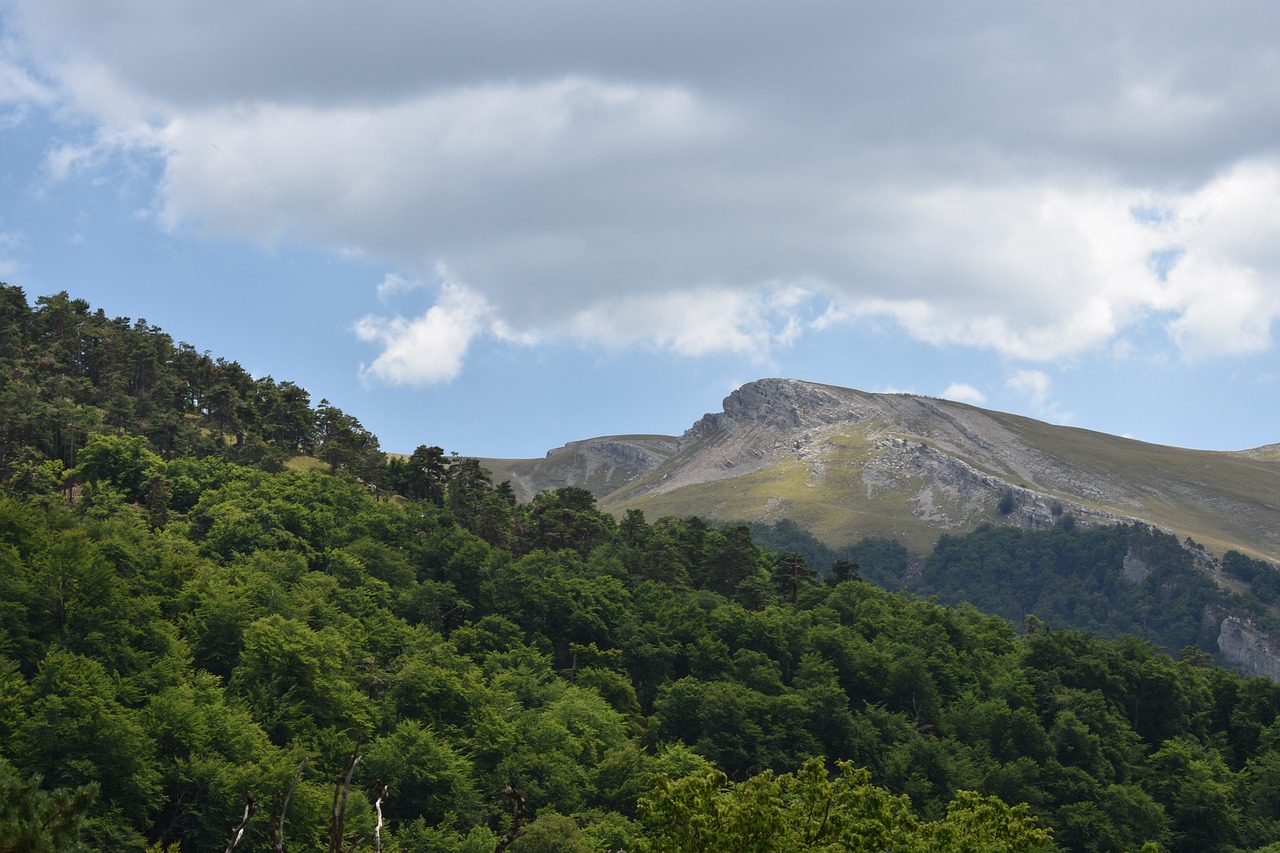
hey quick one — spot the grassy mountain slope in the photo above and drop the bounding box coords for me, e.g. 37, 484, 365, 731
482, 378, 1280, 562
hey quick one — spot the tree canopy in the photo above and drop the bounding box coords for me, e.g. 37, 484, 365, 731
3, 285, 1280, 852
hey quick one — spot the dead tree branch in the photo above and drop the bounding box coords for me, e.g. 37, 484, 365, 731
329, 738, 363, 853
224, 791, 256, 853
270, 758, 308, 853
493, 785, 527, 853
373, 784, 390, 853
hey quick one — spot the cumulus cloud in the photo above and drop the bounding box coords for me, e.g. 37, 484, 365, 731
375, 273, 424, 301
5, 0, 1280, 380
1006, 369, 1071, 423
1160, 161, 1280, 357
354, 281, 494, 386
569, 286, 811, 357
942, 383, 986, 405
1007, 370, 1052, 408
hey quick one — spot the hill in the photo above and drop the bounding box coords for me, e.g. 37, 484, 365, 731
9, 287, 1280, 850
481, 378, 1280, 563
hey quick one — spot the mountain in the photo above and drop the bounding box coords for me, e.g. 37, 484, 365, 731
482, 378, 1280, 563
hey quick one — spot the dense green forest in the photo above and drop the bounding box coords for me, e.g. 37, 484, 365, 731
920, 524, 1240, 654
748, 515, 1278, 667
4, 285, 1280, 852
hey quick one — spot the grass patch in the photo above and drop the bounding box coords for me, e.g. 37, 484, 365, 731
285, 455, 330, 473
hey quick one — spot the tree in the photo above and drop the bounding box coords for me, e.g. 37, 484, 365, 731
771, 552, 816, 603
1146, 738, 1240, 852
507, 811, 593, 853
826, 558, 861, 586
701, 525, 762, 600
72, 432, 163, 503
315, 401, 381, 479
359, 720, 480, 827
229, 615, 373, 743
0, 758, 96, 853
405, 445, 448, 505
634, 759, 1050, 852
19, 650, 159, 836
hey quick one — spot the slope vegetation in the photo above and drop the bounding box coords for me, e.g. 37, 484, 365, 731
483, 379, 1280, 562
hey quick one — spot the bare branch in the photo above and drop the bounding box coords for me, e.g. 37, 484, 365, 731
493, 785, 527, 853
329, 739, 363, 853
373, 784, 390, 853
271, 758, 308, 853
224, 791, 257, 853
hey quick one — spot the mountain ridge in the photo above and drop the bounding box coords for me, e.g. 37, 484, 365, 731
481, 377, 1280, 562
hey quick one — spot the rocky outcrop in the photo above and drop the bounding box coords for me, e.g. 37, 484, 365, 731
1122, 553, 1154, 584
481, 377, 1280, 564
1217, 616, 1280, 681
685, 379, 872, 437
486, 435, 678, 502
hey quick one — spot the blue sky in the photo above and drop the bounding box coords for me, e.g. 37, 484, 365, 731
1, 1, 1278, 458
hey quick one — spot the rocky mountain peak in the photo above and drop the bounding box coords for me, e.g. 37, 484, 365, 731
481, 376, 1280, 567
685, 378, 873, 439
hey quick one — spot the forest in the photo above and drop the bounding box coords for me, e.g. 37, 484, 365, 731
3, 285, 1280, 852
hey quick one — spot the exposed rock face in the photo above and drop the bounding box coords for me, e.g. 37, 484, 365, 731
481, 377, 1280, 564
613, 379, 1136, 534
1217, 616, 1280, 681
491, 435, 678, 503
686, 379, 871, 436
476, 377, 1280, 680
547, 437, 676, 470
1122, 553, 1154, 584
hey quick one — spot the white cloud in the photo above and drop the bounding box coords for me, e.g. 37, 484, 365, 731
569, 287, 800, 358
1006, 369, 1072, 423
0, 45, 53, 108
354, 281, 493, 386
149, 78, 714, 248
942, 383, 986, 405
1007, 370, 1052, 408
375, 273, 423, 301
7, 1, 1280, 379
1160, 161, 1280, 358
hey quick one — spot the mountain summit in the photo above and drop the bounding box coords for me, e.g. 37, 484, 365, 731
483, 378, 1280, 561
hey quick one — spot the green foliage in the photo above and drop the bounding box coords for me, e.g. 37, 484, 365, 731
0, 285, 384, 487
747, 519, 909, 588
0, 758, 96, 853
634, 758, 1051, 852
920, 521, 1227, 656
1225, 550, 1280, 607
360, 720, 479, 827
9, 285, 1280, 851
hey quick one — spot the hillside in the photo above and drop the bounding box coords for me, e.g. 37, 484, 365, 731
10, 287, 1280, 850
481, 378, 1280, 562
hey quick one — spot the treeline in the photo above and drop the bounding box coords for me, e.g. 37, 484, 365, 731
6, 286, 1280, 851
4, 446, 1280, 851
742, 518, 909, 589
0, 286, 384, 485
1224, 551, 1280, 610
919, 522, 1232, 656
753, 513, 1279, 668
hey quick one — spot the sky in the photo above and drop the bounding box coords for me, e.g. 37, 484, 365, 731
1, 1, 1278, 458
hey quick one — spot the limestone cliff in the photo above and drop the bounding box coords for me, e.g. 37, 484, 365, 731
1217, 616, 1280, 681
481, 377, 1280, 562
